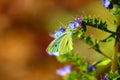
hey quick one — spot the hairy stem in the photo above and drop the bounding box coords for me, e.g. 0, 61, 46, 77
105, 29, 116, 34
111, 42, 119, 72
111, 25, 120, 72
94, 48, 112, 60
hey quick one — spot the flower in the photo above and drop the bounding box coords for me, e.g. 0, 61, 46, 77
69, 21, 79, 29
76, 18, 82, 24
48, 52, 59, 56
54, 27, 65, 38
59, 27, 66, 32
56, 65, 71, 76
102, 0, 111, 8
54, 31, 63, 38
49, 33, 55, 38
87, 65, 96, 71
103, 77, 110, 80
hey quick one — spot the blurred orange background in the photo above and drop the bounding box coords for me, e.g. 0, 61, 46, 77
0, 0, 115, 80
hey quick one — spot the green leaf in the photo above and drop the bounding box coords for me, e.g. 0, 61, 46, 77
114, 76, 120, 80
100, 34, 116, 42
82, 17, 116, 34
57, 54, 68, 62
96, 59, 111, 74
82, 17, 108, 31
113, 5, 120, 16
97, 59, 111, 67
106, 72, 119, 80
63, 72, 80, 80
117, 54, 120, 66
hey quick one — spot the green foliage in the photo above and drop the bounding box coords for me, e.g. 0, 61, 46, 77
73, 29, 111, 58
113, 5, 120, 15
63, 72, 80, 80
96, 59, 111, 74
106, 72, 120, 80
117, 54, 120, 66
57, 52, 85, 65
100, 34, 116, 42
82, 17, 108, 31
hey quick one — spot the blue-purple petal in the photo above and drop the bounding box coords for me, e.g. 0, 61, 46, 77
54, 27, 65, 38
87, 65, 96, 71
48, 52, 59, 56
103, 77, 110, 80
102, 0, 110, 8
59, 27, 66, 32
69, 21, 79, 29
54, 31, 63, 38
56, 65, 71, 76
76, 18, 82, 24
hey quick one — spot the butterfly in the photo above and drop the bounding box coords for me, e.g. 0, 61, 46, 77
46, 31, 73, 55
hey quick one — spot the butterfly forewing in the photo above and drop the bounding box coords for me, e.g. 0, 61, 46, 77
59, 32, 73, 54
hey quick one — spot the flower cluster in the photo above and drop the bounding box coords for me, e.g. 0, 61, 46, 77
50, 18, 83, 39
54, 27, 66, 38
103, 77, 110, 80
69, 18, 82, 29
54, 18, 82, 38
56, 65, 71, 76
102, 0, 111, 8
48, 52, 59, 56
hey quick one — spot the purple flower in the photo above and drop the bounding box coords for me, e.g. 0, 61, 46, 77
56, 65, 71, 76
76, 18, 82, 24
102, 0, 111, 8
54, 31, 63, 38
87, 65, 96, 71
69, 21, 79, 29
59, 27, 66, 32
48, 52, 59, 56
54, 27, 65, 38
103, 77, 110, 80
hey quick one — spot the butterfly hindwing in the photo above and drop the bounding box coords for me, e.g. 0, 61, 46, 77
46, 32, 67, 53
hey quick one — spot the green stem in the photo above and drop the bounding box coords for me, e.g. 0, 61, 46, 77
87, 41, 112, 60
94, 48, 112, 60
105, 29, 116, 34
82, 17, 116, 34
111, 42, 118, 72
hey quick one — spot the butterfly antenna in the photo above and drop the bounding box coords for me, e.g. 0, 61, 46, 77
82, 10, 86, 17
71, 16, 76, 20
57, 20, 66, 27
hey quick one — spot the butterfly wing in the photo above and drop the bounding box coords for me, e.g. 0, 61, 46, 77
46, 32, 67, 53
46, 31, 73, 55
59, 32, 73, 54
